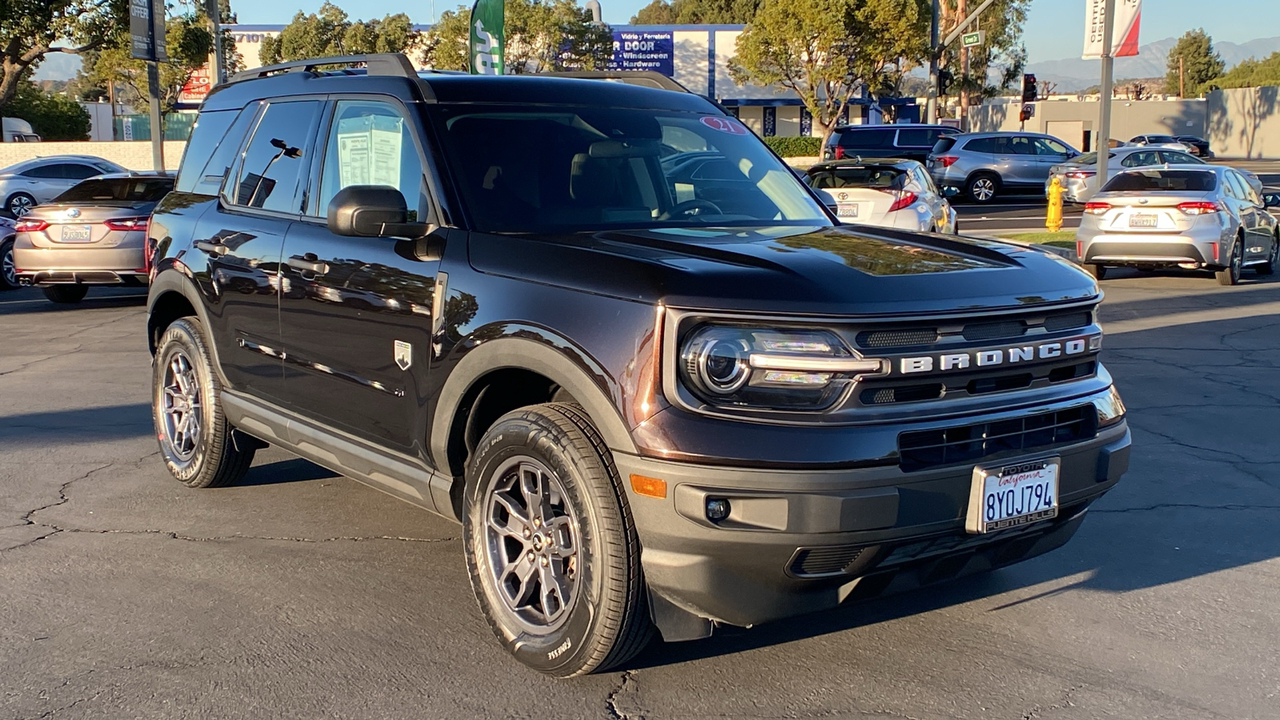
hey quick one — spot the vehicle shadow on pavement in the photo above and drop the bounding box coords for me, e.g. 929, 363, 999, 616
0, 403, 152, 444
237, 457, 341, 486
0, 288, 147, 315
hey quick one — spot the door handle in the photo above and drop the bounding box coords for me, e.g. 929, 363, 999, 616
194, 241, 228, 256
287, 254, 329, 275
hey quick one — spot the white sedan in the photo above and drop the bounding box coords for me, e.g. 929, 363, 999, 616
804, 158, 957, 233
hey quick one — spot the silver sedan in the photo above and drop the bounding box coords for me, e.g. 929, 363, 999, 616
1076, 165, 1280, 285
1046, 145, 1204, 203
805, 158, 957, 233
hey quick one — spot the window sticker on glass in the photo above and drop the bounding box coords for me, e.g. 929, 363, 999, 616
336, 115, 404, 188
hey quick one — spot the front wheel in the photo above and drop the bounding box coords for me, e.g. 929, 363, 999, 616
1256, 234, 1278, 276
0, 237, 16, 290
463, 403, 652, 677
152, 317, 255, 488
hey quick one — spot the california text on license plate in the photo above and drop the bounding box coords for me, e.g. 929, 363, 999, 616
60, 225, 92, 242
1128, 213, 1157, 228
837, 203, 859, 218
965, 457, 1059, 534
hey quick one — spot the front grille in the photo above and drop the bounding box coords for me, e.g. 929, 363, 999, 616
962, 319, 1027, 342
790, 545, 865, 578
1044, 312, 1091, 332
862, 383, 944, 405
897, 406, 1096, 471
857, 328, 939, 349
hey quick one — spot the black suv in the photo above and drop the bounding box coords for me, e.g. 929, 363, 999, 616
822, 123, 961, 163
145, 54, 1131, 677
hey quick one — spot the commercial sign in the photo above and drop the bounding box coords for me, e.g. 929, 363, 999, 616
129, 0, 168, 62
178, 65, 213, 105
1082, 0, 1141, 59
469, 0, 505, 74
607, 31, 674, 76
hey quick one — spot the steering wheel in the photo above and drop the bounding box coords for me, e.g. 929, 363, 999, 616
660, 199, 724, 220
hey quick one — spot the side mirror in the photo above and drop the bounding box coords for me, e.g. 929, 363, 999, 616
1264, 193, 1280, 209
327, 185, 429, 238
943, 186, 960, 198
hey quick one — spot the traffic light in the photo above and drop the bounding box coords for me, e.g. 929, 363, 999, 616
938, 69, 953, 96
1022, 73, 1038, 103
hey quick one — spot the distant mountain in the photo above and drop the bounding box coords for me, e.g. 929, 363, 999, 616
1028, 36, 1280, 93
31, 53, 83, 82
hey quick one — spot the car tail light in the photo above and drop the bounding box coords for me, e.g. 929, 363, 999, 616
886, 190, 918, 213
833, 147, 846, 160
15, 219, 48, 233
1083, 202, 1111, 215
936, 155, 959, 168
1076, 239, 1083, 258
1065, 170, 1096, 179
1176, 201, 1220, 215
104, 217, 150, 231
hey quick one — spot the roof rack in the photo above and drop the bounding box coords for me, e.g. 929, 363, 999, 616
229, 53, 417, 83
538, 71, 692, 93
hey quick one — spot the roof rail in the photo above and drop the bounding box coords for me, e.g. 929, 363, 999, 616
538, 71, 693, 93
229, 53, 417, 83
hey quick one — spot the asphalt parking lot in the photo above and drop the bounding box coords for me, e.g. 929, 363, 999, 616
2, 270, 1279, 719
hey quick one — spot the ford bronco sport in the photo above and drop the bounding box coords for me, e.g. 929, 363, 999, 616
146, 54, 1131, 677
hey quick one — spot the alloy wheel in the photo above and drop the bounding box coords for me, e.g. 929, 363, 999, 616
1, 242, 15, 287
160, 350, 203, 460
1231, 241, 1243, 283
483, 456, 581, 634
971, 178, 995, 202
8, 195, 33, 217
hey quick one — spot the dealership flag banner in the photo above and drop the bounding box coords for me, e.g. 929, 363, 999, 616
1082, 0, 1141, 59
469, 0, 504, 74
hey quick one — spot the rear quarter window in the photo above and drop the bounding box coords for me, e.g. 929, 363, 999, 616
175, 109, 249, 195
962, 137, 999, 153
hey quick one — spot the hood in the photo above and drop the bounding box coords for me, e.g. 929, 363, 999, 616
469, 224, 1098, 316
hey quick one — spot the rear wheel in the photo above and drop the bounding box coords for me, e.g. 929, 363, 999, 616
1216, 238, 1243, 286
152, 317, 255, 488
1255, 234, 1278, 276
463, 403, 652, 677
0, 237, 16, 290
1088, 264, 1107, 280
5, 192, 34, 217
966, 174, 1000, 204
43, 285, 88, 304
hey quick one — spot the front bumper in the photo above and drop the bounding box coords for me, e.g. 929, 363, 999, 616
616, 418, 1129, 635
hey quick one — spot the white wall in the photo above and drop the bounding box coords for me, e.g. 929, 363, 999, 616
1207, 86, 1280, 159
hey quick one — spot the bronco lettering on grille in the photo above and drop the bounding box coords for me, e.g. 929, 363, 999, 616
899, 337, 1093, 375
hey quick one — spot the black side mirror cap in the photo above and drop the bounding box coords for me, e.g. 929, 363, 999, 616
1264, 193, 1280, 209
327, 185, 431, 238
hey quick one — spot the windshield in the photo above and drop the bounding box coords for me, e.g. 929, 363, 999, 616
1103, 170, 1217, 192
429, 106, 829, 233
55, 177, 174, 203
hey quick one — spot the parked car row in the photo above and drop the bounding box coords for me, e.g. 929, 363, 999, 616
802, 157, 958, 233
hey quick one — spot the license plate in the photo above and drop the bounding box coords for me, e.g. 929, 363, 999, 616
965, 458, 1059, 534
1128, 213, 1157, 228
59, 225, 92, 242
837, 203, 859, 218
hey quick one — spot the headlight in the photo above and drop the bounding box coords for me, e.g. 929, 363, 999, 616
678, 326, 884, 410
1095, 385, 1126, 427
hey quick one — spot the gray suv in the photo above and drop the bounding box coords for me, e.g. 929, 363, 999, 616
928, 132, 1079, 204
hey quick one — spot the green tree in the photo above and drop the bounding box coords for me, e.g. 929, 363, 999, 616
3, 77, 92, 140
730, 0, 929, 138
936, 0, 1031, 103
421, 0, 612, 73
90, 14, 214, 115
0, 0, 127, 113
259, 2, 419, 65
1165, 29, 1225, 96
1213, 51, 1280, 90
631, 0, 760, 24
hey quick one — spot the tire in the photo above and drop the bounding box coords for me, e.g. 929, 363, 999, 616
1088, 264, 1107, 280
1216, 237, 1243, 286
152, 317, 255, 488
5, 192, 35, 217
463, 402, 652, 677
966, 173, 1000, 204
0, 237, 16, 290
1256, 234, 1278, 276
42, 285, 88, 304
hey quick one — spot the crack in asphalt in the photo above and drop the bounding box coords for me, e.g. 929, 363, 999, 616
605, 669, 641, 720
1021, 684, 1080, 720
4, 463, 115, 552
0, 345, 84, 376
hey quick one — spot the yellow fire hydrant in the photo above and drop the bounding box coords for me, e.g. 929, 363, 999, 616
1046, 176, 1065, 233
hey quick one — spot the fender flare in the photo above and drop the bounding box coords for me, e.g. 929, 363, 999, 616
146, 268, 231, 386
430, 335, 638, 472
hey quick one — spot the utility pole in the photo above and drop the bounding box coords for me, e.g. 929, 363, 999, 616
958, 0, 969, 131
1179, 55, 1186, 97
208, 0, 226, 84
926, 0, 940, 124
147, 61, 164, 171
1095, 0, 1117, 195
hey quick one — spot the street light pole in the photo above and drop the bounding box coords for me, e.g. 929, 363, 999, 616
926, 0, 939, 124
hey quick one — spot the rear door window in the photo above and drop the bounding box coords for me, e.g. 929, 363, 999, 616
1121, 151, 1160, 167
896, 128, 942, 147
1159, 151, 1202, 165
64, 164, 103, 180
1003, 136, 1038, 154
840, 128, 893, 148
228, 100, 322, 214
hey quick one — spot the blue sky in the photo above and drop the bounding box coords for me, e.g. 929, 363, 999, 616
235, 0, 1268, 64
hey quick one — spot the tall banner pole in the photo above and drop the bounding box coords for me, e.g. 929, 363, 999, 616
1095, 0, 1117, 194
469, 0, 505, 75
